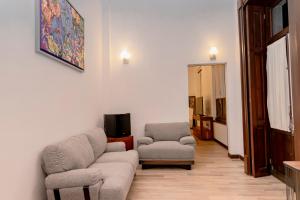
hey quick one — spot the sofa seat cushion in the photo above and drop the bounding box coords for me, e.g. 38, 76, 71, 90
95, 150, 138, 170
138, 141, 194, 160
89, 162, 135, 200
42, 134, 95, 175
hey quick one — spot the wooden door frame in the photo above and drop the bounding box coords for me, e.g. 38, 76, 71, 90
288, 0, 300, 160
238, 4, 271, 177
238, 4, 252, 176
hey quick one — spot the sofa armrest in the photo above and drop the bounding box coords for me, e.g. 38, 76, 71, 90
137, 137, 154, 147
105, 142, 126, 152
180, 136, 196, 147
45, 168, 103, 189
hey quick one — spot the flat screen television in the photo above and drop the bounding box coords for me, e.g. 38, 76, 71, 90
104, 113, 131, 138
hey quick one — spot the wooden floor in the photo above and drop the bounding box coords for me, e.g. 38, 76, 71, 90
127, 139, 286, 200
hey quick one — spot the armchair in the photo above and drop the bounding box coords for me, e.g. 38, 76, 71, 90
137, 122, 196, 170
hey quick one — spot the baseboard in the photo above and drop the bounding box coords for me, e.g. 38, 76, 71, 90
213, 138, 228, 149
228, 153, 244, 161
271, 169, 286, 184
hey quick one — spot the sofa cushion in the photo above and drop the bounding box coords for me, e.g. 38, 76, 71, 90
42, 134, 95, 175
89, 162, 134, 200
145, 122, 190, 141
85, 128, 107, 159
95, 150, 139, 170
105, 142, 126, 153
138, 141, 194, 160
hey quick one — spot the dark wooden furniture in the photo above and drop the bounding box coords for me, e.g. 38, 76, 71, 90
284, 161, 300, 200
238, 0, 295, 179
199, 116, 214, 140
107, 136, 134, 151
193, 126, 201, 139
192, 114, 200, 128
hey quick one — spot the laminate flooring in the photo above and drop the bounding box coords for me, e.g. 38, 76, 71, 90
127, 139, 286, 200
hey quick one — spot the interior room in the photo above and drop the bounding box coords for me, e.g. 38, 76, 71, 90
188, 64, 228, 149
1, 0, 300, 200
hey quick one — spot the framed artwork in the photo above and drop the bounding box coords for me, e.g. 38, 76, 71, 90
189, 96, 196, 111
37, 0, 85, 71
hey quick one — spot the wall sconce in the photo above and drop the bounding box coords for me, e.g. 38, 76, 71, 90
120, 50, 130, 64
209, 47, 218, 61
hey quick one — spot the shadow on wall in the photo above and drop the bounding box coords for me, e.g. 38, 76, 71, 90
34, 152, 47, 200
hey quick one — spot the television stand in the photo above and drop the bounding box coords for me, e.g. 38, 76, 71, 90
107, 136, 134, 151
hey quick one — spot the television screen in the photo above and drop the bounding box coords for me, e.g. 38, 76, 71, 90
104, 113, 131, 138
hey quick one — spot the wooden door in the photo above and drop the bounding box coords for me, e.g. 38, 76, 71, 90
270, 129, 295, 181
289, 0, 300, 161
245, 5, 270, 177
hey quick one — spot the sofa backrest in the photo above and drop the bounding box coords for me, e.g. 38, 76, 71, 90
145, 122, 190, 141
85, 128, 107, 159
42, 134, 95, 175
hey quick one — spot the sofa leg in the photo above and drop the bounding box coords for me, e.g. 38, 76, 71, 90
83, 186, 90, 200
54, 187, 90, 200
53, 189, 61, 200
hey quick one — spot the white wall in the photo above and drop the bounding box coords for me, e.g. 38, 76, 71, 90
103, 0, 244, 156
0, 0, 105, 199
0, 1, 244, 199
188, 67, 201, 98
214, 122, 228, 146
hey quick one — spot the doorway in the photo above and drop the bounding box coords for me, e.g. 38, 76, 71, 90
188, 64, 228, 149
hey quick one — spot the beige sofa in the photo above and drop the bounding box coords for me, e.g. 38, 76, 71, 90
42, 128, 138, 200
137, 122, 196, 170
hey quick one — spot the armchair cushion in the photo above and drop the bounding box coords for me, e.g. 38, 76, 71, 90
45, 168, 103, 189
138, 141, 195, 160
105, 142, 126, 152
180, 136, 196, 147
145, 122, 190, 141
137, 137, 154, 147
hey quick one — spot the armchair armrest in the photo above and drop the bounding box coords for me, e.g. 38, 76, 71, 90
180, 136, 196, 147
105, 142, 126, 152
137, 137, 154, 147
45, 168, 103, 189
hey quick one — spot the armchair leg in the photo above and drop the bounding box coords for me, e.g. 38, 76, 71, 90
182, 165, 192, 170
